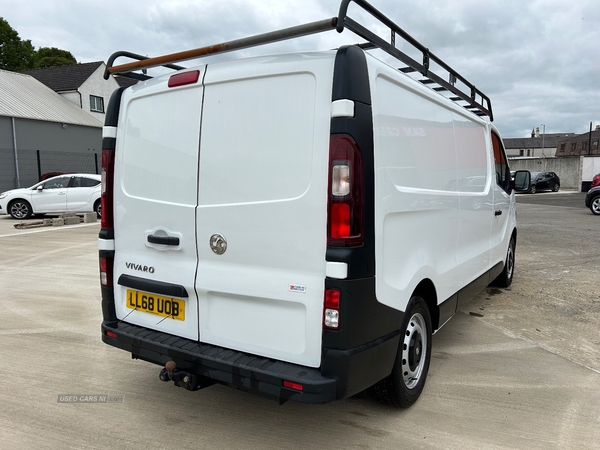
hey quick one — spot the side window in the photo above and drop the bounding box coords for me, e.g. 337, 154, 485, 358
42, 177, 71, 189
75, 177, 100, 188
491, 133, 510, 193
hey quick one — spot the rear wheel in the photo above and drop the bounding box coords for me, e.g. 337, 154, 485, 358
492, 236, 516, 287
368, 296, 432, 408
529, 185, 537, 194
552, 183, 560, 192
9, 200, 32, 219
591, 196, 600, 216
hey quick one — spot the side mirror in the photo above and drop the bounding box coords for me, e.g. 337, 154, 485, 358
513, 170, 531, 192
36, 186, 44, 192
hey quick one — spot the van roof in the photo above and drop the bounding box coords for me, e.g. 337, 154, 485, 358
104, 0, 493, 122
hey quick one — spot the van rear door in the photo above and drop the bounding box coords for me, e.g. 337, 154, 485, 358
194, 54, 335, 368
112, 69, 205, 341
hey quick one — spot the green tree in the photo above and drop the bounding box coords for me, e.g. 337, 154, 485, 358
36, 47, 77, 68
0, 17, 36, 70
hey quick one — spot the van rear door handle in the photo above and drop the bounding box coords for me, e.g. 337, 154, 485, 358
148, 235, 180, 246
494, 210, 502, 216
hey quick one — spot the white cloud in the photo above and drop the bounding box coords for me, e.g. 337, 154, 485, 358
3, 0, 599, 137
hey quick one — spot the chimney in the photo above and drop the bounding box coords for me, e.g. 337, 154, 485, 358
535, 127, 540, 138
596, 125, 600, 131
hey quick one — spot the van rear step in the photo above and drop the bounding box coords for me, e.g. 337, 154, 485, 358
101, 321, 337, 404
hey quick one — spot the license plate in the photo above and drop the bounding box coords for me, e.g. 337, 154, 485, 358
126, 289, 185, 321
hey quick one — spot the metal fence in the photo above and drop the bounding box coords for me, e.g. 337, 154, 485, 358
0, 148, 99, 192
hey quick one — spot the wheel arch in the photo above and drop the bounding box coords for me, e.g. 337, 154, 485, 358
412, 279, 438, 330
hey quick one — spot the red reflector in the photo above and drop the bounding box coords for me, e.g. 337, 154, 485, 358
325, 289, 340, 309
168, 70, 200, 88
330, 203, 351, 238
105, 331, 117, 339
283, 381, 303, 391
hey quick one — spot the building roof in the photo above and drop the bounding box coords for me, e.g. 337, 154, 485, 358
114, 75, 139, 88
0, 69, 102, 127
21, 61, 104, 92
503, 133, 576, 149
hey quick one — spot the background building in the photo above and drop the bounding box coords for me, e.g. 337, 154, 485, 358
503, 128, 575, 158
0, 69, 103, 192
555, 126, 600, 157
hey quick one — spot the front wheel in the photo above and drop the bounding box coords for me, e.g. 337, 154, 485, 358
9, 200, 32, 219
591, 196, 600, 216
492, 236, 516, 287
368, 296, 432, 408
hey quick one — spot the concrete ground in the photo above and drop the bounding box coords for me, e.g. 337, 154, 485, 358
0, 193, 598, 450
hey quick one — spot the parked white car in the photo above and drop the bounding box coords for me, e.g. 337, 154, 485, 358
0, 174, 101, 219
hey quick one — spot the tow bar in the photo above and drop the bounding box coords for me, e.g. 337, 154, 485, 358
158, 360, 214, 391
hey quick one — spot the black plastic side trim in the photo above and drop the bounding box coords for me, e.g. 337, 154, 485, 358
328, 46, 375, 279
105, 87, 126, 127
323, 277, 403, 350
117, 274, 189, 298
99, 228, 114, 240
438, 294, 458, 328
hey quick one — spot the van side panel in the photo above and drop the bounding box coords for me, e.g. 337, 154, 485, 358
370, 58, 493, 313
194, 54, 335, 368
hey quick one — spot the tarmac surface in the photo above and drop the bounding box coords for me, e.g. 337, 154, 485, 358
0, 192, 598, 450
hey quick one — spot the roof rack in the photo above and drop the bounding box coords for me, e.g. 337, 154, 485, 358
104, 0, 493, 121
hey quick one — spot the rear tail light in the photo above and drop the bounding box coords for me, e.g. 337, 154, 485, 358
101, 149, 115, 229
99, 256, 114, 287
327, 135, 364, 246
323, 288, 341, 330
105, 331, 117, 339
592, 174, 600, 188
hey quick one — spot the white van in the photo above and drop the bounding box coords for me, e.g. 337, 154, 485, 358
99, 0, 517, 407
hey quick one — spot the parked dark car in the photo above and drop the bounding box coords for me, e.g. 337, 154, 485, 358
526, 171, 560, 193
585, 186, 600, 215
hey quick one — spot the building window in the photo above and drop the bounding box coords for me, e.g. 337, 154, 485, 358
560, 143, 566, 151
90, 95, 104, 113
527, 149, 531, 156
593, 140, 599, 150
519, 149, 524, 156
571, 143, 577, 151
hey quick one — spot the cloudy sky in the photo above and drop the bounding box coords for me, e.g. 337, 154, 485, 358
3, 0, 599, 138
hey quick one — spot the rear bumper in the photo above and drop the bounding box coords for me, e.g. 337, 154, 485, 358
101, 320, 399, 404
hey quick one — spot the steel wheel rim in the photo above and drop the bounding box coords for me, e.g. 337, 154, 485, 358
10, 202, 28, 219
506, 241, 515, 279
592, 198, 600, 214
402, 312, 427, 389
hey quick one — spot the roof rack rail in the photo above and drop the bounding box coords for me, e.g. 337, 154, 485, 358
104, 0, 492, 121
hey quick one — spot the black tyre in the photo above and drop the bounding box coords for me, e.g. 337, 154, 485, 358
529, 184, 537, 194
94, 200, 102, 219
590, 196, 600, 216
8, 200, 32, 219
492, 236, 516, 288
552, 183, 560, 192
368, 296, 432, 408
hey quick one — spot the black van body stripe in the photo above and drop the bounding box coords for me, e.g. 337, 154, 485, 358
105, 87, 126, 127
323, 46, 403, 388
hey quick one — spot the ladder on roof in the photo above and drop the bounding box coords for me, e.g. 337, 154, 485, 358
104, 0, 493, 121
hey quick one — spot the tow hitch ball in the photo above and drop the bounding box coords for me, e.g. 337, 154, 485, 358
159, 360, 211, 391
